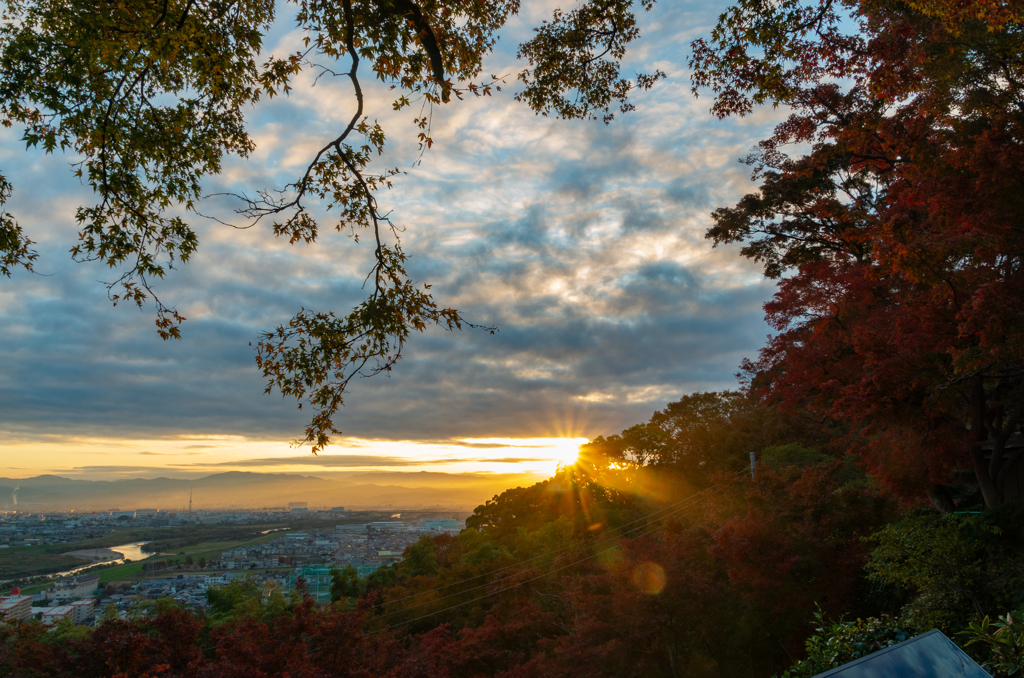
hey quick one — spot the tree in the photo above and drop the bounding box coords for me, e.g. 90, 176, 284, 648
206, 574, 289, 624
866, 511, 1024, 632
579, 392, 839, 489
329, 563, 362, 602
693, 0, 1024, 507
365, 562, 398, 591
0, 0, 662, 450
402, 536, 440, 578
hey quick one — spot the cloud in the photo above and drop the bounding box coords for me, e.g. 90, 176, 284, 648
413, 439, 571, 449
0, 0, 785, 457
182, 455, 551, 468
60, 466, 183, 474
140, 451, 208, 456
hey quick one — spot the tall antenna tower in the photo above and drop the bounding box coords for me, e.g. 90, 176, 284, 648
189, 486, 193, 513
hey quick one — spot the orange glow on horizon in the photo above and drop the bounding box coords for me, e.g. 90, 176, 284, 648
0, 433, 592, 480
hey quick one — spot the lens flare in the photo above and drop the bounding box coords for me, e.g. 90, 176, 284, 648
551, 437, 582, 468
632, 561, 666, 595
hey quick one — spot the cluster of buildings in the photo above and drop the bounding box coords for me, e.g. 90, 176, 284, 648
122, 504, 350, 527
1, 595, 94, 626
214, 519, 462, 572
0, 513, 113, 547
0, 573, 244, 626
0, 575, 101, 626
128, 573, 239, 611
219, 530, 333, 569
0, 504, 350, 537
0, 516, 467, 628
0, 507, 463, 549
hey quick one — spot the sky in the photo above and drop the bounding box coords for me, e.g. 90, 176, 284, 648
0, 0, 785, 481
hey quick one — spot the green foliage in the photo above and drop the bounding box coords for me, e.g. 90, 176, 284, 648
515, 0, 664, 122
402, 536, 439, 578
580, 391, 753, 476
577, 392, 841, 490
365, 563, 398, 591
458, 527, 507, 566
40, 617, 91, 645
155, 596, 183, 615
761, 444, 829, 469
205, 574, 288, 624
866, 512, 1024, 631
513, 515, 575, 560
329, 564, 362, 602
962, 613, 1024, 678
777, 612, 918, 678
137, 596, 183, 618
98, 603, 120, 624
0, 174, 36, 277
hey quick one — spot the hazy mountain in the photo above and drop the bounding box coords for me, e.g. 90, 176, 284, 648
0, 471, 545, 512
327, 470, 544, 489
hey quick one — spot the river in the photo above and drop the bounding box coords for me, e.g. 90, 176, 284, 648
50, 541, 152, 579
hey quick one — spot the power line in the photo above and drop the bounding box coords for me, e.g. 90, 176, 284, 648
365, 469, 747, 630
370, 470, 744, 614
367, 487, 714, 623
372, 499, 710, 635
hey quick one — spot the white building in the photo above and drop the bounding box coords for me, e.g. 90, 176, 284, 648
40, 606, 74, 625
50, 575, 100, 601
0, 595, 32, 622
68, 598, 95, 624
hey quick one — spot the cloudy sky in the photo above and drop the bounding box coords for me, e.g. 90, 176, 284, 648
0, 0, 784, 480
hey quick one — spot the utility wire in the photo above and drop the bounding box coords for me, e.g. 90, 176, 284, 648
371, 499, 709, 635
365, 468, 749, 631
367, 478, 727, 620
369, 469, 746, 613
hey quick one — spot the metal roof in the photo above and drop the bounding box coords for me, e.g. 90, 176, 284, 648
812, 629, 990, 678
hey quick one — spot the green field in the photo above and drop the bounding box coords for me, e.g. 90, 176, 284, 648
0, 551, 88, 580
0, 514, 396, 588
2, 530, 299, 594
0, 531, 156, 579
0, 523, 301, 582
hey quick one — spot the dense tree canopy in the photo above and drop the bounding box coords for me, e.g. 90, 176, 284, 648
694, 0, 1024, 507
5, 395, 1024, 676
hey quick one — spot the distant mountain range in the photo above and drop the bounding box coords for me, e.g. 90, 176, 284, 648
0, 471, 545, 512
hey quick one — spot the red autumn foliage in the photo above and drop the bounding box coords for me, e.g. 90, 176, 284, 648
0, 454, 895, 678
699, 0, 1024, 507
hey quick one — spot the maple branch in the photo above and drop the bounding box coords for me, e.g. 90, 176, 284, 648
377, 0, 449, 101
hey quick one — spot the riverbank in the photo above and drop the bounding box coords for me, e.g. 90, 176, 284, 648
62, 547, 122, 563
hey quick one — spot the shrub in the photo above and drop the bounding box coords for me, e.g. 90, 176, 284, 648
777, 611, 917, 678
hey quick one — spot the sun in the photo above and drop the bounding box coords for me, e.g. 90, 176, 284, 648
455, 436, 588, 475
550, 438, 583, 469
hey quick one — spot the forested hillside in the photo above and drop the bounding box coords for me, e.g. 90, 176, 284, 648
4, 393, 1024, 677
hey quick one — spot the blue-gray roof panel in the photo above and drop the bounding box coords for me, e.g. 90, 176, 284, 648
812, 629, 990, 678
